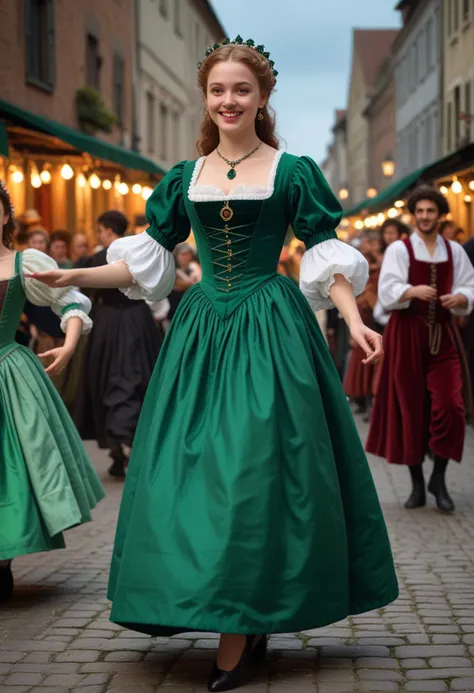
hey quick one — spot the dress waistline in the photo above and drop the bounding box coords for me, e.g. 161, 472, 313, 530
0, 343, 20, 364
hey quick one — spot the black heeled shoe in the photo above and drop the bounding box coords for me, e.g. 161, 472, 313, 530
0, 564, 14, 603
207, 635, 266, 692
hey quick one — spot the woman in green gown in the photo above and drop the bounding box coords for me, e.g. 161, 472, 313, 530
30, 39, 398, 692
0, 182, 104, 603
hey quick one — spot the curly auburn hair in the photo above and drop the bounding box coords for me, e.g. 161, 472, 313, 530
407, 185, 450, 216
0, 183, 15, 249
196, 44, 279, 155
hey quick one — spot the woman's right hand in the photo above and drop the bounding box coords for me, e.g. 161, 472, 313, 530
26, 269, 76, 288
410, 285, 437, 302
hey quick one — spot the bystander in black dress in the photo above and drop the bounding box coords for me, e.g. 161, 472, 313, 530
74, 248, 164, 477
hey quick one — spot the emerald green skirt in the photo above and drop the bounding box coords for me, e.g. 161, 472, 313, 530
0, 344, 105, 561
108, 277, 398, 635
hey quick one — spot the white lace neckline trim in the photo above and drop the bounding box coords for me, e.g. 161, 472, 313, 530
188, 150, 284, 202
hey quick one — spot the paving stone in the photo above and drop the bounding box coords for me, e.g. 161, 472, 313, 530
405, 683, 447, 692
395, 645, 466, 658
407, 668, 474, 679
55, 650, 101, 663
5, 672, 45, 685
451, 679, 474, 690
428, 657, 472, 668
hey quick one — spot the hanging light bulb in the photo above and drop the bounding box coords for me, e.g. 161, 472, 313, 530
451, 177, 462, 194
78, 173, 87, 188
114, 178, 122, 191
31, 172, 42, 188
440, 185, 449, 195
388, 208, 398, 218
142, 186, 153, 200
469, 181, 474, 191
40, 168, 52, 184
102, 179, 112, 190
12, 169, 24, 184
89, 173, 101, 189
376, 213, 385, 225
118, 182, 129, 195
366, 188, 378, 198
465, 195, 472, 203
61, 163, 74, 180
355, 220, 364, 230
132, 183, 142, 195
394, 200, 404, 208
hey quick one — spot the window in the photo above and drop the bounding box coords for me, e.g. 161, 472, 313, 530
160, 103, 168, 160
86, 33, 101, 90
465, 81, 471, 143
113, 52, 124, 125
453, 0, 460, 33
425, 114, 432, 162
463, 0, 470, 22
147, 92, 155, 154
172, 111, 180, 161
426, 19, 432, 71
454, 85, 461, 148
25, 0, 55, 91
174, 0, 182, 36
160, 0, 168, 18
447, 101, 453, 152
448, 0, 453, 36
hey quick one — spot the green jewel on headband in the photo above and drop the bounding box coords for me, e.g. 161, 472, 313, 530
197, 35, 279, 79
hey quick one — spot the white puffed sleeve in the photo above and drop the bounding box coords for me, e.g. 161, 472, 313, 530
450, 242, 474, 316
378, 241, 412, 311
299, 239, 369, 312
22, 249, 92, 334
107, 233, 175, 302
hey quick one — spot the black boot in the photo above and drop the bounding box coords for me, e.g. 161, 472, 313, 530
208, 635, 265, 692
108, 445, 128, 478
0, 563, 14, 603
405, 464, 426, 509
428, 457, 455, 512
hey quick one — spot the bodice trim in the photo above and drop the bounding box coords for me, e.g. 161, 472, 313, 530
188, 150, 284, 202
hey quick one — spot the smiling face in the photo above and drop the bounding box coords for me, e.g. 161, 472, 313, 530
205, 60, 267, 137
414, 199, 440, 235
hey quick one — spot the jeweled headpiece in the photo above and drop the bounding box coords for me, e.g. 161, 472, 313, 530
0, 180, 14, 218
197, 35, 278, 80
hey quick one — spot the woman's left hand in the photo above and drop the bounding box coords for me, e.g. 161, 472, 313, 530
38, 345, 74, 375
349, 322, 383, 365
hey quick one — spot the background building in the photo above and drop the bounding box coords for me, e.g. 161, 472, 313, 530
321, 110, 349, 209
443, 0, 474, 155
346, 28, 398, 205
134, 0, 225, 169
393, 0, 443, 179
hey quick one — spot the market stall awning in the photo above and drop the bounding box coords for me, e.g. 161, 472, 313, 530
0, 98, 166, 176
343, 143, 474, 218
0, 122, 8, 158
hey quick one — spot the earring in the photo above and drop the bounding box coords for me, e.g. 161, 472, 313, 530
257, 109, 264, 121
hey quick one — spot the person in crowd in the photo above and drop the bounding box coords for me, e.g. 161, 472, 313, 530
73, 210, 163, 479
30, 39, 397, 691
367, 186, 474, 513
440, 220, 464, 243
28, 228, 50, 253
167, 243, 200, 321
49, 230, 73, 269
70, 232, 90, 263
0, 181, 103, 603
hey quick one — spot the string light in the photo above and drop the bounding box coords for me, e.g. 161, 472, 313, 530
376, 213, 385, 225
61, 164, 74, 180
394, 200, 404, 208
102, 179, 112, 190
39, 169, 51, 184
142, 186, 153, 200
451, 177, 462, 194
388, 208, 398, 218
339, 188, 349, 200
465, 195, 472, 203
89, 173, 101, 189
366, 188, 378, 198
12, 170, 24, 183
132, 183, 142, 195
354, 220, 364, 230
78, 174, 87, 188
469, 181, 474, 191
118, 182, 129, 195
31, 172, 42, 188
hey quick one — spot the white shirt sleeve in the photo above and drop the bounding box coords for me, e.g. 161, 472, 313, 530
450, 241, 474, 316
378, 240, 412, 311
22, 249, 92, 334
107, 233, 176, 302
299, 238, 369, 312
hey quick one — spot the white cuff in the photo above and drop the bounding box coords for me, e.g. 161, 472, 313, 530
451, 289, 473, 317
107, 233, 175, 301
60, 310, 93, 334
299, 239, 368, 311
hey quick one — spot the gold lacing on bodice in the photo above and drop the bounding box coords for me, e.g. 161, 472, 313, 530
205, 201, 253, 293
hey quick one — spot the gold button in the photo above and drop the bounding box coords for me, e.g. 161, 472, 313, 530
228, 282, 232, 288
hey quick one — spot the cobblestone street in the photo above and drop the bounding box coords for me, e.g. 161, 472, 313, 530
2, 417, 474, 693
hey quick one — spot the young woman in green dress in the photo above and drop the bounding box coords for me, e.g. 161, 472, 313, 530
30, 38, 398, 692
0, 182, 104, 603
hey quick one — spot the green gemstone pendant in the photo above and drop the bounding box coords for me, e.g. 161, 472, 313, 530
227, 168, 237, 180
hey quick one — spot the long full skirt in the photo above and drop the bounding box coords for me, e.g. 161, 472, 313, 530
108, 277, 398, 636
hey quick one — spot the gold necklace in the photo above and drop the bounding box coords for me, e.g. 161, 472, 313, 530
217, 141, 263, 180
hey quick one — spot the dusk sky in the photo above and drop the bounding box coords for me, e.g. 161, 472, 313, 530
209, 1, 401, 164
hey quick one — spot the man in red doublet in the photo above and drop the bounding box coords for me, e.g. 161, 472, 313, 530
366, 187, 474, 512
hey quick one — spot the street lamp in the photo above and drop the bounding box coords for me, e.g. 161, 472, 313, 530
366, 188, 378, 198
339, 187, 349, 200
382, 153, 396, 179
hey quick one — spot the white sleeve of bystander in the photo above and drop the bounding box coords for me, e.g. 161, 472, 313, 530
107, 233, 176, 302
450, 242, 474, 316
378, 241, 412, 311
